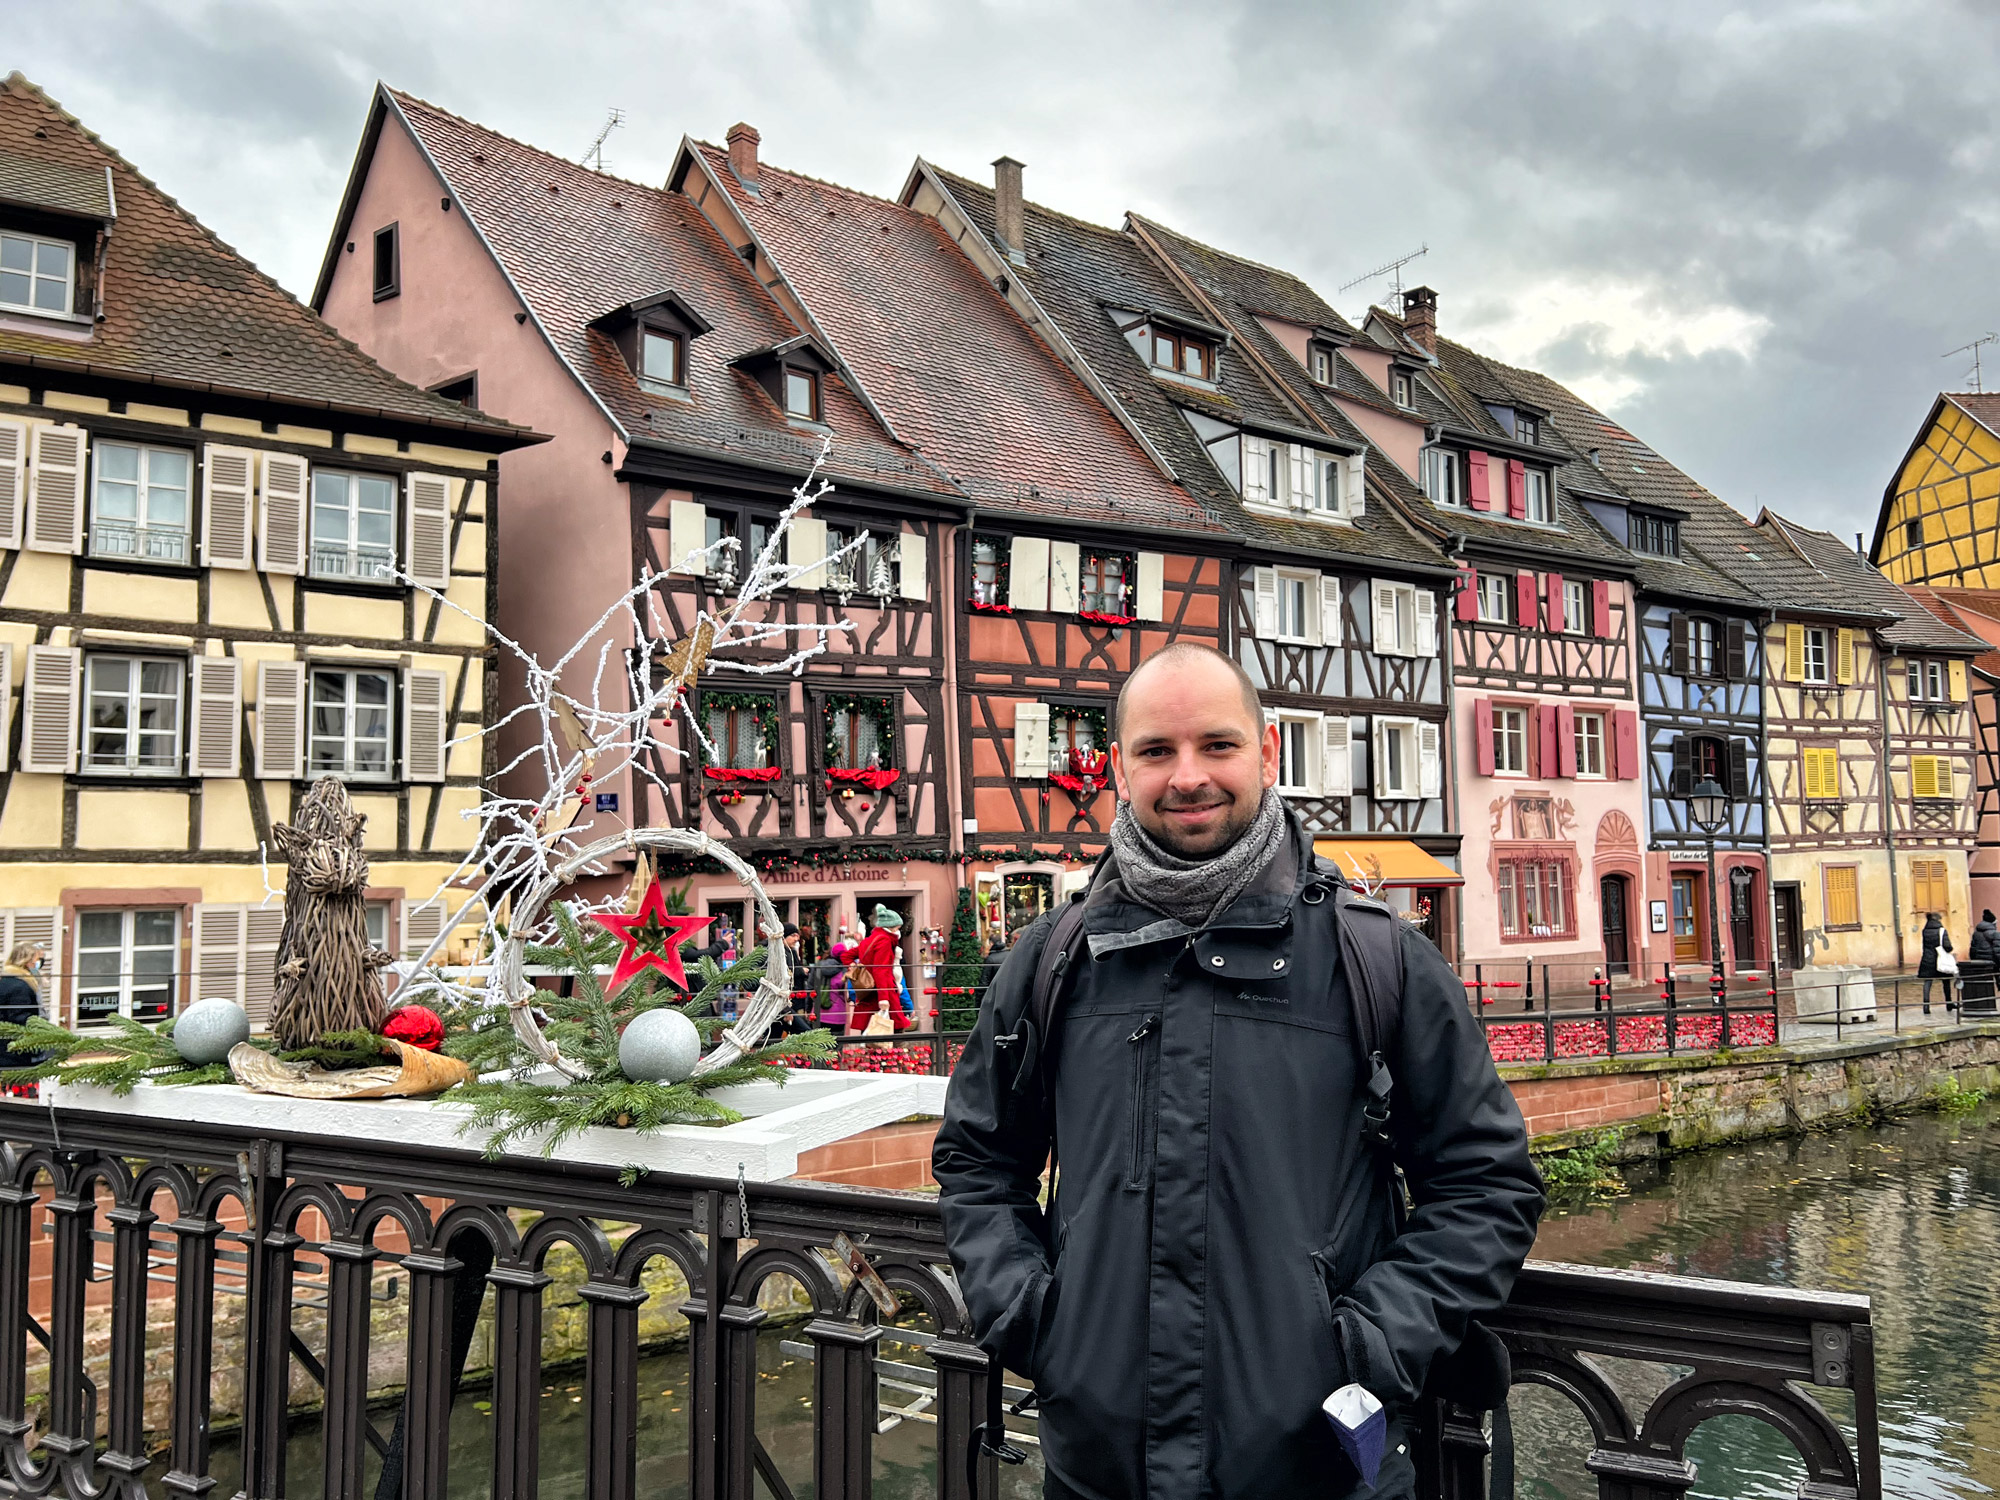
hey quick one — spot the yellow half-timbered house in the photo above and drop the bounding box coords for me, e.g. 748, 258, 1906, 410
0, 75, 537, 1028
1873, 393, 2000, 587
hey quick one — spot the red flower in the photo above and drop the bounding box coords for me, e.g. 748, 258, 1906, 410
383, 1005, 446, 1052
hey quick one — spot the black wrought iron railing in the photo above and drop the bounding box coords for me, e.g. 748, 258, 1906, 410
0, 1100, 1878, 1499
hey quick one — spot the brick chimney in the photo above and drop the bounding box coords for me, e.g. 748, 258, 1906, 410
1402, 285, 1438, 355
727, 122, 761, 186
993, 156, 1025, 265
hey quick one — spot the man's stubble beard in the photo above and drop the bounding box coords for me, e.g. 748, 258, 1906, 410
1143, 787, 1261, 859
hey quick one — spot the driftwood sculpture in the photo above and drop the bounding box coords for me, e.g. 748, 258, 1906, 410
269, 777, 391, 1049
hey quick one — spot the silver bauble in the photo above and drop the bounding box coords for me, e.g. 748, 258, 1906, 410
618, 1007, 702, 1084
174, 998, 251, 1065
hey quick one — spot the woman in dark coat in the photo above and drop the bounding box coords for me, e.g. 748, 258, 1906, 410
1920, 912, 1955, 1011
0, 945, 44, 1031
1966, 910, 2000, 1008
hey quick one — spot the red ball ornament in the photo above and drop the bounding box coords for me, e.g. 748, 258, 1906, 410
383, 1005, 446, 1052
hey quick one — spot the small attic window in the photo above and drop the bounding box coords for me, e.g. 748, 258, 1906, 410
1150, 326, 1213, 381
642, 328, 684, 389
372, 224, 399, 301
1310, 346, 1335, 385
430, 373, 478, 408
0, 231, 73, 315
784, 368, 820, 421
1392, 371, 1414, 409
1517, 416, 1539, 446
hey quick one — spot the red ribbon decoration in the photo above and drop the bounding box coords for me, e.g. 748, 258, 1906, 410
826, 767, 901, 791
1076, 609, 1136, 627
704, 765, 783, 783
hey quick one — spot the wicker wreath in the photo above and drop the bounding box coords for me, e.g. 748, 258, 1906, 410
486, 827, 790, 1082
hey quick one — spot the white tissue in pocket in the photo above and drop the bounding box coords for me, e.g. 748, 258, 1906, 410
1323, 1383, 1383, 1429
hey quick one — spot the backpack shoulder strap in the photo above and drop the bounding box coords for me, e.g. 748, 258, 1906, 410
993, 892, 1090, 1100
1329, 883, 1405, 1148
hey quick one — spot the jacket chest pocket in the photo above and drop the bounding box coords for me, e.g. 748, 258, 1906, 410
1126, 1012, 1161, 1190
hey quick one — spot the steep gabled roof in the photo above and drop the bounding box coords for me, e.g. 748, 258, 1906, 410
1902, 586, 2000, 676
1761, 513, 1983, 648
920, 166, 1441, 568
0, 75, 531, 445
327, 89, 954, 499
682, 143, 1215, 535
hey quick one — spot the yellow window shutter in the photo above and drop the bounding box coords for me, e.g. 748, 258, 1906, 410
1950, 659, 1968, 703
1784, 623, 1805, 682
1913, 755, 1938, 800
1836, 628, 1855, 685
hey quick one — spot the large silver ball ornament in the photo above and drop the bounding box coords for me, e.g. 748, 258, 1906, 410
618, 1007, 702, 1084
173, 998, 250, 1065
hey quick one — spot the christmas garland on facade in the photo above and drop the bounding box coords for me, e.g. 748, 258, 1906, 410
822, 692, 896, 769
968, 532, 1012, 610
697, 690, 785, 773
1081, 547, 1138, 618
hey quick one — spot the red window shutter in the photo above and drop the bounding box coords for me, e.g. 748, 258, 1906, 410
1614, 709, 1639, 779
1474, 699, 1495, 776
1591, 579, 1612, 637
1545, 572, 1566, 633
1508, 459, 1527, 518
1556, 702, 1577, 778
1455, 563, 1478, 621
1468, 451, 1491, 510
1515, 570, 1538, 627
1536, 704, 1558, 779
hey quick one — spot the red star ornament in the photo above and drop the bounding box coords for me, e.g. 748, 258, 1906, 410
591, 884, 715, 995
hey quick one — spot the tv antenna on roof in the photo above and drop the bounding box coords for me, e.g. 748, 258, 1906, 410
1943, 332, 1999, 393
1339, 244, 1429, 305
581, 109, 625, 172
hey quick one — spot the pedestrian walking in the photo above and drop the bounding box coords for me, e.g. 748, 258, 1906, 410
1966, 910, 2000, 1008
1920, 911, 1957, 1012
852, 905, 907, 1034
935, 643, 1543, 1499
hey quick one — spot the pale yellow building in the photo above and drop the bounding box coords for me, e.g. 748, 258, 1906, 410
0, 76, 537, 1028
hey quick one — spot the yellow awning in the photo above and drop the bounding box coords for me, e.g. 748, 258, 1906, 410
1313, 839, 1463, 888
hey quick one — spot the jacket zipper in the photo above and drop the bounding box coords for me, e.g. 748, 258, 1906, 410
1128, 1013, 1160, 1189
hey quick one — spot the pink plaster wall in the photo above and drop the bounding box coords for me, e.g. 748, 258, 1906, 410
317, 111, 635, 838
1254, 314, 1310, 367
1336, 398, 1424, 481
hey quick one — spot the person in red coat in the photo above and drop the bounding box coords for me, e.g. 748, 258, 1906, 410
852, 905, 909, 1033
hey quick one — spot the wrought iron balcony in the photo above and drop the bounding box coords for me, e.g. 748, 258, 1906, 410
309, 543, 395, 582
0, 1099, 1879, 1499
88, 521, 189, 565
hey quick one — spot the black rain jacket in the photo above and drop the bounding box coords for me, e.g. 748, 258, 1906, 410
934, 817, 1543, 1498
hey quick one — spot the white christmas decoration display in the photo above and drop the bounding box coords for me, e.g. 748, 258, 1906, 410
618, 1006, 703, 1084
173, 998, 251, 1065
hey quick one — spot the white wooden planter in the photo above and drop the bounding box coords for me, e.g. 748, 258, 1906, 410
41, 1068, 949, 1182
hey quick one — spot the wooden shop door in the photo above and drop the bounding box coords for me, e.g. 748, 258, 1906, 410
1599, 875, 1630, 977
1671, 874, 1703, 963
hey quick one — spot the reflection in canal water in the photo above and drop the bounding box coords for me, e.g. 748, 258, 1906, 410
179, 1102, 1995, 1497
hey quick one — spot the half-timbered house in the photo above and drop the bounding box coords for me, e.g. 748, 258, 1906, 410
316, 94, 968, 969
898, 165, 1463, 948
0, 76, 535, 1028
669, 135, 1233, 948
1900, 587, 2000, 920
1871, 393, 2000, 588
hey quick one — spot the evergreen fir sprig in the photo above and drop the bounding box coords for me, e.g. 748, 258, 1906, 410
278, 1030, 392, 1071
0, 1014, 263, 1094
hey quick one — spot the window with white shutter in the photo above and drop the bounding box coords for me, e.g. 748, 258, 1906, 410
669, 499, 708, 575
1274, 711, 1322, 795
1322, 716, 1353, 797
191, 903, 247, 1009
1008, 536, 1049, 610
404, 472, 452, 588
27, 423, 86, 555
1373, 580, 1402, 655
1253, 567, 1279, 639
787, 516, 828, 588
1319, 575, 1343, 646
1136, 551, 1165, 621
1047, 540, 1080, 614
0, 419, 25, 549
254, 659, 305, 781
0, 643, 10, 770
258, 452, 309, 575
1011, 702, 1051, 778
897, 530, 926, 601
403, 667, 448, 782
1288, 444, 1312, 509
188, 655, 241, 778
0, 909, 59, 1010
1374, 716, 1421, 800
1418, 722, 1442, 798
198, 443, 253, 568
19, 644, 78, 775
1414, 588, 1438, 657
1342, 453, 1366, 518
244, 905, 283, 1026
1242, 435, 1271, 505
401, 898, 446, 962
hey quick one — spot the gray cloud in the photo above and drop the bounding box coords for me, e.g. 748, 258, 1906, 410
12, 0, 1995, 542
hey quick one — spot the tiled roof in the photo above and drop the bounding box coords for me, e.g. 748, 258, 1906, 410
688, 144, 1213, 533
0, 76, 529, 443
384, 92, 955, 499
1942, 392, 2000, 439
925, 167, 1440, 568
1902, 587, 2000, 676
1763, 514, 1986, 651
0, 149, 110, 219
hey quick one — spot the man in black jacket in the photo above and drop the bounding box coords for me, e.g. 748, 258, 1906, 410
934, 644, 1543, 1499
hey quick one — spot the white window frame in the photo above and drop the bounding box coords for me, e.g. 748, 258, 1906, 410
1274, 567, 1315, 644
1311, 347, 1333, 384
1524, 468, 1553, 524
1477, 573, 1512, 624
1274, 711, 1321, 795
640, 327, 684, 389
1563, 580, 1587, 635
1393, 371, 1414, 408
90, 441, 194, 565
1375, 715, 1423, 801
81, 653, 184, 777
1421, 447, 1459, 506
1047, 708, 1102, 777
310, 469, 397, 583
1494, 706, 1529, 775
0, 230, 75, 317
1574, 710, 1607, 779
308, 667, 397, 782
1908, 658, 1946, 703
1802, 627, 1830, 685
74, 907, 178, 1026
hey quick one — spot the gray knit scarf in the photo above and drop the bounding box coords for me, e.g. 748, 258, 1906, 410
1109, 787, 1288, 929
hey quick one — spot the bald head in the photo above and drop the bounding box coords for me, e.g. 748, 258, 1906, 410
1115, 643, 1261, 744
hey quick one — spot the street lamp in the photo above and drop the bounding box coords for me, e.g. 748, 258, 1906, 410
1688, 776, 1729, 988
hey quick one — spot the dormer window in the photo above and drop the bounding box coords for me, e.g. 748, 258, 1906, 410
642, 328, 684, 387
1151, 327, 1213, 380
1311, 346, 1335, 384
1421, 447, 1460, 506
1630, 511, 1680, 557
784, 368, 820, 420
0, 231, 73, 316
1517, 416, 1539, 446
592, 290, 713, 398
1392, 371, 1415, 409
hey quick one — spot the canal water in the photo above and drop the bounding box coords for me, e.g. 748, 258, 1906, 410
180, 1101, 1998, 1498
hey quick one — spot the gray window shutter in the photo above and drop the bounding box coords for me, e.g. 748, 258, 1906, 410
1728, 737, 1750, 800
403, 668, 449, 783
401, 899, 446, 962
258, 452, 309, 576
188, 655, 242, 778
243, 906, 285, 1026
191, 903, 247, 1009
199, 443, 253, 568
0, 419, 25, 549
19, 644, 79, 775
255, 659, 305, 781
28, 424, 86, 556
405, 473, 452, 587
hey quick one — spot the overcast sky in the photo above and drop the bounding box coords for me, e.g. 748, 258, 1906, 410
15, 0, 1999, 545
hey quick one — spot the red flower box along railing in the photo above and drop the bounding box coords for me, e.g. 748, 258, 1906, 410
968, 599, 1014, 614
825, 766, 900, 792
703, 765, 783, 783
1076, 609, 1136, 627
